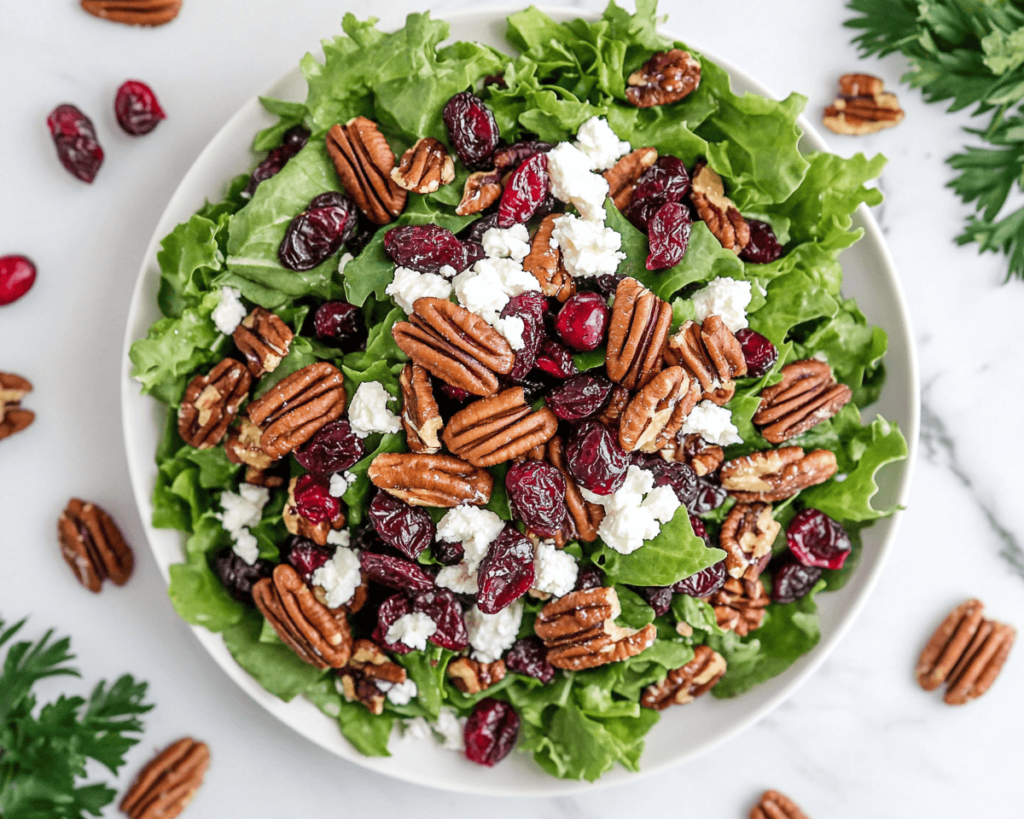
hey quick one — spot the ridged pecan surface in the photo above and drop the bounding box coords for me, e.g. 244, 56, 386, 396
119, 738, 210, 819
177, 358, 251, 449
720, 447, 837, 502
391, 137, 455, 194
368, 452, 493, 507
442, 387, 558, 467
606, 277, 671, 390
640, 645, 727, 709
753, 359, 852, 444
399, 362, 443, 454
619, 365, 700, 453
720, 502, 780, 581
232, 307, 293, 378
523, 214, 575, 302
81, 0, 181, 26
57, 498, 134, 592
326, 117, 407, 225
0, 372, 34, 442
626, 50, 701, 108
603, 147, 658, 210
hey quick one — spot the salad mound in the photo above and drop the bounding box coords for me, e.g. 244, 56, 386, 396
130, 1, 908, 781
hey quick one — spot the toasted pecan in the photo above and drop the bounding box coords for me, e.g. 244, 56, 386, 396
443, 388, 558, 467
368, 452, 493, 507
606, 277, 671, 390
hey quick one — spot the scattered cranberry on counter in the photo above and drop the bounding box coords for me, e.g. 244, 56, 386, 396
114, 80, 166, 136
47, 104, 104, 183
0, 255, 37, 306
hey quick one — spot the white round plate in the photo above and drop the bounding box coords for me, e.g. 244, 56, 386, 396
121, 5, 919, 797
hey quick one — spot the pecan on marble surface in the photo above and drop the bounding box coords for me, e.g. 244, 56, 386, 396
750, 789, 810, 819
823, 73, 904, 136
368, 452, 493, 507
753, 359, 852, 444
0, 372, 34, 442
120, 737, 210, 819
720, 447, 837, 503
81, 0, 181, 27
326, 117, 407, 224
57, 498, 134, 592
178, 358, 251, 449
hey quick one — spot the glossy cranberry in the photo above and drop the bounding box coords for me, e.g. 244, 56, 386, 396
114, 80, 165, 136
734, 329, 778, 378
534, 338, 578, 380
466, 213, 500, 245
566, 421, 630, 495
284, 536, 333, 581
574, 566, 605, 591
505, 637, 555, 683
0, 256, 36, 306
432, 539, 465, 566
245, 126, 310, 196
211, 548, 272, 602
741, 220, 784, 264
47, 104, 103, 183
493, 140, 552, 172
646, 202, 692, 270
671, 558, 727, 598
501, 291, 547, 381
367, 491, 434, 561
293, 419, 365, 476
787, 509, 852, 570
555, 292, 610, 352
292, 474, 341, 524
464, 241, 487, 268
312, 300, 366, 352
413, 588, 469, 651
772, 561, 823, 603
383, 224, 468, 275
476, 525, 535, 614
636, 586, 673, 617
626, 156, 690, 231
359, 551, 435, 594
633, 454, 700, 508
279, 199, 356, 272
533, 192, 565, 219
545, 374, 613, 421
464, 698, 520, 766
443, 91, 501, 169
373, 594, 414, 654
506, 461, 568, 539
690, 477, 728, 514
689, 514, 712, 548
498, 152, 550, 228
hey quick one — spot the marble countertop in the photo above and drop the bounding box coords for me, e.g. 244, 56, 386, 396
1, 0, 1019, 815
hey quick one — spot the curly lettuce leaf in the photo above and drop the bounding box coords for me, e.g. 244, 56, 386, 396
222, 611, 326, 701
304, 678, 395, 756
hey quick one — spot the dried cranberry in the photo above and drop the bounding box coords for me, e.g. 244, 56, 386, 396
0, 256, 36, 306
284, 536, 334, 581
633, 454, 700, 508
498, 152, 550, 228
691, 478, 728, 514
566, 421, 630, 495
555, 292, 610, 352
534, 338, 578, 380
292, 474, 341, 524
47, 104, 103, 183
466, 213, 501, 245
574, 566, 604, 591
367, 491, 434, 561
432, 539, 465, 566
476, 525, 535, 614
493, 140, 553, 172
443, 91, 501, 169
501, 291, 547, 381
351, 525, 388, 554
211, 548, 272, 603
114, 80, 166, 136
383, 224, 468, 275
734, 329, 778, 378
591, 273, 625, 299
508, 373, 550, 404
279, 199, 356, 272
533, 192, 565, 220
464, 698, 519, 766
373, 594, 413, 654
312, 301, 366, 352
464, 241, 487, 268
439, 383, 471, 403
741, 220, 784, 264
635, 586, 673, 617
671, 558, 726, 598
506, 461, 568, 539
345, 221, 376, 258
359, 551, 435, 594
688, 514, 712, 548
625, 156, 690, 231
413, 588, 469, 651
484, 73, 508, 89
245, 126, 310, 197
787, 509, 852, 570
545, 374, 613, 421
294, 420, 365, 476
646, 202, 692, 270
772, 561, 823, 603
505, 637, 555, 683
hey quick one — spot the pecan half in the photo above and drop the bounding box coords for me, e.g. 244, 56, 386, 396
619, 366, 700, 453
447, 657, 507, 694
709, 577, 768, 637
232, 307, 293, 378
640, 645, 727, 709
391, 137, 455, 194
626, 49, 701, 108
224, 417, 274, 470
606, 277, 672, 390
753, 359, 852, 444
595, 384, 631, 429
246, 362, 346, 460
547, 435, 603, 543
535, 587, 657, 671
178, 358, 251, 449
824, 73, 904, 136
338, 639, 407, 715
399, 363, 443, 453
81, 0, 181, 26
720, 502, 780, 581
282, 476, 346, 547
0, 372, 34, 442
690, 163, 750, 254
673, 433, 724, 477
443, 387, 558, 467
253, 564, 352, 669
368, 452, 493, 507
750, 790, 810, 819
603, 147, 658, 210
523, 214, 575, 302
326, 117, 407, 225
120, 738, 210, 819
57, 498, 134, 593
456, 170, 503, 216
720, 447, 837, 502
666, 315, 747, 405
392, 297, 514, 397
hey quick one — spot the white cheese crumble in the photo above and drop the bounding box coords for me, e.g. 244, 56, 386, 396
311, 545, 361, 607
436, 507, 505, 571
385, 266, 453, 314
348, 381, 401, 438
217, 484, 270, 565
532, 540, 578, 598
581, 465, 681, 555
679, 401, 743, 446
690, 276, 753, 332
212, 286, 247, 335
481, 224, 531, 262
493, 315, 526, 351
329, 471, 355, 498
376, 678, 418, 706
435, 561, 479, 595
386, 612, 437, 651
325, 528, 351, 548
547, 142, 611, 222
452, 257, 540, 326
465, 601, 523, 663
550, 214, 625, 278
401, 716, 433, 741
435, 708, 467, 751
574, 116, 631, 171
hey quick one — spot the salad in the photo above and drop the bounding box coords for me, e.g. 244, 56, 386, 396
129, 1, 908, 781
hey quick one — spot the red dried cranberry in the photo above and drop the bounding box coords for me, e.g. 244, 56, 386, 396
498, 152, 550, 228
626, 156, 690, 231
279, 201, 355, 272
373, 594, 413, 654
476, 525, 535, 614
546, 374, 613, 421
359, 551, 434, 594
0, 256, 36, 306
534, 338, 578, 380
351, 525, 388, 554
555, 292, 610, 352
484, 74, 508, 89
466, 213, 500, 245
787, 509, 852, 570
493, 140, 553, 172
533, 192, 565, 219
740, 220, 784, 264
691, 478, 728, 514
689, 514, 712, 548
505, 637, 555, 683
566, 421, 630, 495
501, 291, 547, 381
114, 80, 166, 136
432, 539, 465, 566
413, 588, 469, 651
312, 301, 366, 352
772, 561, 823, 603
383, 224, 468, 275
284, 536, 333, 581
294, 420, 365, 476
646, 202, 692, 270
47, 104, 103, 183
734, 329, 778, 378
464, 698, 520, 766
574, 566, 605, 591
671, 558, 727, 598
592, 274, 625, 299
211, 547, 272, 603
443, 91, 501, 169
633, 454, 700, 508
506, 461, 568, 539
439, 382, 471, 403
292, 474, 341, 524
635, 586, 673, 617
464, 241, 487, 268
367, 491, 434, 561
245, 126, 310, 196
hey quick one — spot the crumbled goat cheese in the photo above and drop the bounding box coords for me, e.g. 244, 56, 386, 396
217, 484, 270, 565
690, 276, 752, 332
679, 401, 743, 446
581, 466, 681, 555
435, 708, 466, 751
550, 214, 625, 278
401, 717, 433, 741
465, 601, 522, 663
641, 485, 682, 524
230, 530, 259, 566
574, 116, 631, 171
311, 545, 361, 607
329, 471, 355, 498
386, 612, 437, 651
436, 507, 504, 570
435, 561, 479, 595
212, 286, 247, 335
348, 381, 401, 438
452, 257, 540, 325
376, 678, 418, 705
532, 540, 578, 597
546, 142, 611, 222
482, 224, 531, 262
325, 528, 351, 548
493, 315, 526, 351
386, 266, 452, 314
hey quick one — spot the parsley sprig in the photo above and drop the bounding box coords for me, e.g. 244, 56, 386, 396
0, 618, 152, 819
846, 0, 1024, 279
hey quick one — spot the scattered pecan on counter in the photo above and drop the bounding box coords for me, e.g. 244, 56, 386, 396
120, 737, 210, 819
57, 498, 133, 593
823, 73, 904, 136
